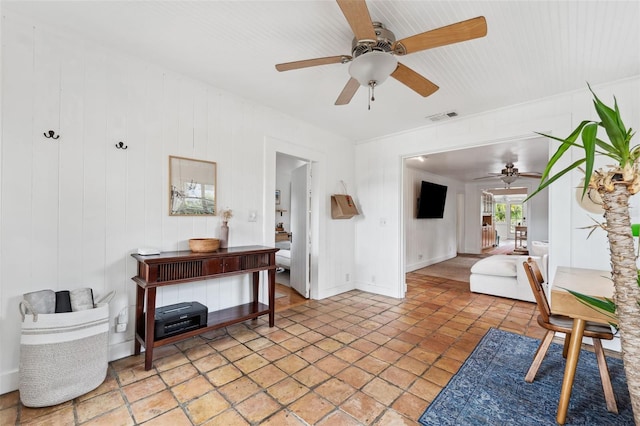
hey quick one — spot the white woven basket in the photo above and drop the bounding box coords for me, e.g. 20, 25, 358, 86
18, 291, 114, 407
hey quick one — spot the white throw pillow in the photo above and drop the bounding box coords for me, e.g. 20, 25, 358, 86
470, 256, 517, 277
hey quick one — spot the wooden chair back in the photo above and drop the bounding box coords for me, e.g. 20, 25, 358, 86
523, 257, 551, 322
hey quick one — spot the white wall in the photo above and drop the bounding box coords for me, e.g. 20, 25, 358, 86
0, 12, 356, 393
404, 166, 461, 272
355, 76, 640, 299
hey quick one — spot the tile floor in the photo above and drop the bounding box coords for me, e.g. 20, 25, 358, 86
2, 274, 552, 425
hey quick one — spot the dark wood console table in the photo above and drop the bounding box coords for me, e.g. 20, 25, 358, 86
131, 245, 278, 370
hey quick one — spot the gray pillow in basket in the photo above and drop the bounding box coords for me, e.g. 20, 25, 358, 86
70, 288, 95, 311
23, 290, 56, 314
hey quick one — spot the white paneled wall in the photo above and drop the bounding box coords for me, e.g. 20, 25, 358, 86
0, 13, 355, 393
404, 167, 462, 272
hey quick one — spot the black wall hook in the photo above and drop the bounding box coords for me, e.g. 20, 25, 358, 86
43, 130, 60, 139
115, 141, 128, 150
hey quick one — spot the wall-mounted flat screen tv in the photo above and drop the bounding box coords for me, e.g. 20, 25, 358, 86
417, 181, 447, 219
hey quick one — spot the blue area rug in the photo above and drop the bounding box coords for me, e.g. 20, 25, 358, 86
419, 328, 633, 425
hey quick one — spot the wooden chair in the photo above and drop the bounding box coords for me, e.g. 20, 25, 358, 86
523, 258, 618, 413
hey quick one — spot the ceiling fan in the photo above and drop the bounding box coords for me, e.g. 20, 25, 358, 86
275, 0, 487, 106
475, 163, 543, 187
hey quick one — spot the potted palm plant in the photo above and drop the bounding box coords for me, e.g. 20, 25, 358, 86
528, 84, 640, 422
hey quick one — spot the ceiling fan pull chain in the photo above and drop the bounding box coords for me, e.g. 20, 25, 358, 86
368, 81, 377, 110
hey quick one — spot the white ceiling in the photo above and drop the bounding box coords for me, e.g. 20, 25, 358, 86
405, 136, 550, 183
3, 1, 639, 180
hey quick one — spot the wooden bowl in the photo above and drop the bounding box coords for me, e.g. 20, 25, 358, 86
189, 238, 220, 253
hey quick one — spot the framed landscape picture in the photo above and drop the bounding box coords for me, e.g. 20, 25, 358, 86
169, 156, 217, 216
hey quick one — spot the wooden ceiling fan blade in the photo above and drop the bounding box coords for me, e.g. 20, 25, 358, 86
519, 173, 543, 178
391, 63, 439, 97
336, 0, 376, 41
275, 55, 351, 72
393, 16, 487, 55
335, 78, 360, 105
473, 175, 501, 180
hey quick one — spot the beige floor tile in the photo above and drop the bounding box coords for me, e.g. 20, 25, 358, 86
248, 364, 288, 388
266, 377, 309, 405
201, 408, 250, 425
76, 374, 119, 402
160, 363, 199, 387
208, 335, 241, 351
279, 336, 308, 352
19, 402, 73, 423
374, 409, 416, 425
288, 392, 334, 425
292, 365, 331, 388
190, 353, 229, 373
234, 392, 281, 424
116, 364, 158, 387
274, 354, 309, 375
81, 406, 134, 426
130, 389, 178, 423
219, 376, 261, 404
314, 378, 357, 405
362, 377, 403, 406
122, 375, 166, 403
391, 392, 429, 420
334, 346, 366, 363
206, 364, 243, 387
340, 391, 386, 425
184, 342, 216, 361
21, 405, 75, 425
234, 353, 270, 374
141, 407, 192, 426
407, 377, 442, 403
295, 345, 329, 363
76, 390, 125, 423
0, 406, 17, 425
259, 409, 306, 425
423, 365, 453, 387
185, 391, 230, 425
221, 344, 253, 362
379, 366, 417, 389
171, 375, 214, 404
336, 366, 374, 389
316, 410, 362, 425
354, 355, 390, 375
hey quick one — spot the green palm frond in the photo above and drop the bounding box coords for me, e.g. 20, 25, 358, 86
525, 84, 635, 203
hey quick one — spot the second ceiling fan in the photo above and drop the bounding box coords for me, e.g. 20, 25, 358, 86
275, 0, 487, 106
475, 163, 543, 187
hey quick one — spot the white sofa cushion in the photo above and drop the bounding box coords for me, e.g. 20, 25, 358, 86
469, 254, 548, 303
530, 241, 549, 256
470, 255, 517, 277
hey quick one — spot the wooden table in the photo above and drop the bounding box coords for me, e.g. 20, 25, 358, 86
131, 246, 278, 370
551, 266, 615, 424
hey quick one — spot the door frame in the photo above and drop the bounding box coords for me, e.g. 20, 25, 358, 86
264, 136, 324, 300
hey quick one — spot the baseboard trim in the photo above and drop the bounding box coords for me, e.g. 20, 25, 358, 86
0, 369, 19, 395
406, 253, 456, 273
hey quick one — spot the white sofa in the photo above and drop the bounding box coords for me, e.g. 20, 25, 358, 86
470, 254, 548, 303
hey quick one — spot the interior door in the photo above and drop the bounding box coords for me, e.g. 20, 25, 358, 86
290, 163, 310, 298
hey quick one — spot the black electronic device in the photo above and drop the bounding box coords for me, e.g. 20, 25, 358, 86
417, 180, 448, 219
154, 301, 207, 340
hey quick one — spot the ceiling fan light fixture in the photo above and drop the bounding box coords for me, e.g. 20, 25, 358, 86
501, 175, 518, 184
348, 51, 398, 87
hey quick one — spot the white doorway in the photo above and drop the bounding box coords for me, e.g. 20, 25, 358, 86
265, 136, 324, 301
290, 164, 311, 298
274, 151, 313, 299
